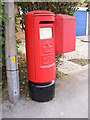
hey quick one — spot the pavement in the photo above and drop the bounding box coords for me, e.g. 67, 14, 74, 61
2, 65, 88, 118
1, 35, 89, 118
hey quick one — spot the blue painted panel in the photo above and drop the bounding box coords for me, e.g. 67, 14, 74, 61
74, 10, 87, 36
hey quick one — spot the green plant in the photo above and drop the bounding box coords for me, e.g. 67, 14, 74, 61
15, 14, 22, 55
16, 40, 22, 55
55, 54, 63, 78
1, 2, 6, 67
86, 2, 90, 13
55, 54, 62, 67
18, 2, 79, 30
15, 15, 18, 33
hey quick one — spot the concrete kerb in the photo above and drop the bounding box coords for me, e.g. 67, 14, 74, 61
57, 59, 88, 75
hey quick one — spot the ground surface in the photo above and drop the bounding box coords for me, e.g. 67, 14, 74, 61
2, 66, 88, 118
1, 35, 89, 118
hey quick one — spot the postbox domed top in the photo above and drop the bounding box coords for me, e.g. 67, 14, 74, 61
25, 10, 55, 16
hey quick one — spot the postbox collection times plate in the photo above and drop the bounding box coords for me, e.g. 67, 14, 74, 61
40, 27, 52, 40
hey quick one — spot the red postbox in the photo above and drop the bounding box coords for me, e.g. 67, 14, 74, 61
25, 10, 55, 102
55, 14, 76, 54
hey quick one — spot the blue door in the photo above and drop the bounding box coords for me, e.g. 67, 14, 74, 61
74, 10, 87, 36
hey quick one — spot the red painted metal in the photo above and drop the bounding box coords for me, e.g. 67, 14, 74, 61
25, 10, 55, 83
55, 14, 76, 54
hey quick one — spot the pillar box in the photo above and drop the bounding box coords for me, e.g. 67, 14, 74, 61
25, 11, 76, 102
55, 14, 76, 54
25, 10, 55, 102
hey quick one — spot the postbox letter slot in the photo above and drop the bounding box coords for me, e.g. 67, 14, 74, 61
39, 21, 54, 24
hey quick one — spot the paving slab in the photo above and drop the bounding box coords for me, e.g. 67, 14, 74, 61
2, 66, 88, 118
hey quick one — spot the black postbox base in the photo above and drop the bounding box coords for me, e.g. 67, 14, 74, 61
28, 80, 55, 102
